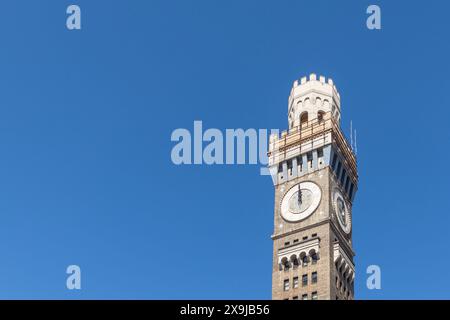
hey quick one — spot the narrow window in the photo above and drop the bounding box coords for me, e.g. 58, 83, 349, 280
297, 156, 303, 172
317, 148, 324, 158
293, 277, 299, 289
340, 169, 346, 185
317, 148, 324, 166
312, 291, 318, 300
312, 272, 318, 284
336, 161, 342, 176
302, 274, 308, 287
349, 183, 354, 199
307, 152, 313, 169
331, 153, 337, 169
302, 294, 308, 300
283, 279, 290, 291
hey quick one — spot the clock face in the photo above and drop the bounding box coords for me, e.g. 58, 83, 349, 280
333, 189, 351, 234
280, 181, 321, 222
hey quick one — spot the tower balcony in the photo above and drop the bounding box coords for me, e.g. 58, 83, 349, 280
268, 111, 358, 189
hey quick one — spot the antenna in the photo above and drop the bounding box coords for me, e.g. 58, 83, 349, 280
350, 120, 353, 151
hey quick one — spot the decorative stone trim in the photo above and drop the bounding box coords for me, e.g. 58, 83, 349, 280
333, 242, 355, 281
277, 237, 320, 264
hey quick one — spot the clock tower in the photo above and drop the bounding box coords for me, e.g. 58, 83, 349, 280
269, 74, 358, 300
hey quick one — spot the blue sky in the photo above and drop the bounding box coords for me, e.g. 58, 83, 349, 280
0, 0, 449, 299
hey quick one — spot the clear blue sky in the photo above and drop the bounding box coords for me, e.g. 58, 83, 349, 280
0, 0, 449, 299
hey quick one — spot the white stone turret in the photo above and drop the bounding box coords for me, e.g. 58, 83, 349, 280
287, 73, 341, 129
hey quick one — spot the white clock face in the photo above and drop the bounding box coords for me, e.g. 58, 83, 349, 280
280, 182, 321, 222
333, 189, 351, 234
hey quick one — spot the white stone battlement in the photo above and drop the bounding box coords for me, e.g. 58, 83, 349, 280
290, 73, 340, 108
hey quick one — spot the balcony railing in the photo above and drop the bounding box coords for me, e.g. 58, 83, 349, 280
269, 111, 357, 179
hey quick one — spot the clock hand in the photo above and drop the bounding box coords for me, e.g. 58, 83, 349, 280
298, 185, 302, 205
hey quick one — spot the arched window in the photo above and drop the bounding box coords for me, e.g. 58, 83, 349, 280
291, 255, 299, 268
281, 257, 290, 271
318, 111, 325, 123
302, 255, 308, 267
315, 97, 322, 108
300, 112, 308, 127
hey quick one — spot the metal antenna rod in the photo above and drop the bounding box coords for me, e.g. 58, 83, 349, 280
350, 120, 353, 151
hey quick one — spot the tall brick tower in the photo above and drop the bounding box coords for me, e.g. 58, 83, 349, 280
269, 74, 358, 300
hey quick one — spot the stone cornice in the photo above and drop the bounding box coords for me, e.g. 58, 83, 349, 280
271, 219, 330, 240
